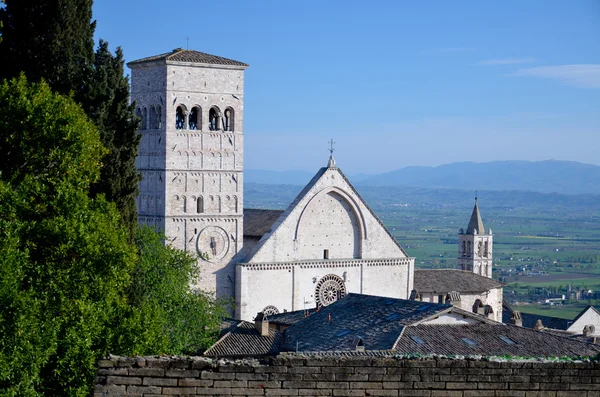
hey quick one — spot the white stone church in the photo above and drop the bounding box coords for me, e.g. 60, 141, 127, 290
127, 49, 501, 321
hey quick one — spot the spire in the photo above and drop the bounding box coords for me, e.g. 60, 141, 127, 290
465, 195, 485, 235
327, 138, 336, 168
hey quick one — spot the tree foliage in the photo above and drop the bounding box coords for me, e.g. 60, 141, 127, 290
0, 0, 141, 236
0, 76, 226, 396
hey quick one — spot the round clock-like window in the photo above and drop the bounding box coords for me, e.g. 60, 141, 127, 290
196, 226, 230, 262
315, 274, 346, 307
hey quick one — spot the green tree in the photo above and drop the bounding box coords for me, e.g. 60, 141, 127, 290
116, 227, 229, 355
84, 41, 141, 237
0, 76, 137, 396
0, 1, 141, 236
0, 0, 95, 102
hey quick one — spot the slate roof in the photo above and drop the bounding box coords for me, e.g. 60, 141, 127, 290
267, 309, 316, 326
501, 308, 571, 330
466, 200, 485, 235
395, 323, 600, 357
281, 294, 452, 352
243, 209, 284, 238
127, 49, 248, 67
414, 269, 502, 294
204, 321, 283, 358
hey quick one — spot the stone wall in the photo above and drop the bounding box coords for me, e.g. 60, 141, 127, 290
95, 355, 600, 396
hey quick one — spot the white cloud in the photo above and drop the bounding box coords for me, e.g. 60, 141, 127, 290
479, 57, 536, 65
512, 64, 600, 88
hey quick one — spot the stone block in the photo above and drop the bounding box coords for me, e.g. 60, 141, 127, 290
316, 381, 350, 389
464, 392, 496, 397
143, 377, 178, 386
195, 387, 234, 395
303, 374, 336, 382
289, 366, 321, 374
299, 389, 332, 396
179, 378, 214, 387
248, 381, 282, 389
126, 385, 162, 394
350, 382, 383, 389
98, 368, 129, 376
323, 367, 355, 375
128, 367, 165, 377
162, 386, 198, 394
356, 367, 386, 375
94, 385, 126, 394
495, 392, 526, 397
336, 374, 369, 382
201, 371, 236, 380
510, 383, 540, 391
478, 382, 508, 390
283, 381, 316, 389
236, 372, 270, 381
165, 369, 200, 378
332, 390, 365, 397
413, 382, 446, 390
446, 382, 477, 390
265, 389, 299, 396
395, 392, 431, 397
231, 388, 265, 395
97, 359, 117, 368
106, 376, 142, 385
431, 392, 463, 397
364, 390, 398, 396
539, 383, 568, 391
214, 380, 248, 388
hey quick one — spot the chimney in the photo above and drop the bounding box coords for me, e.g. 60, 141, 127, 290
355, 337, 365, 352
534, 319, 544, 331
254, 312, 269, 336
510, 311, 523, 327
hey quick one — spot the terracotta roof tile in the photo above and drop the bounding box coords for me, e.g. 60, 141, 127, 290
127, 49, 248, 67
414, 269, 502, 293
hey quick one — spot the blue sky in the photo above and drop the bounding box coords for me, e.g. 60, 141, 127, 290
93, 0, 600, 174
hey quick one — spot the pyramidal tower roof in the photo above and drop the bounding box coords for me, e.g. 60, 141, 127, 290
466, 198, 485, 235
127, 48, 248, 68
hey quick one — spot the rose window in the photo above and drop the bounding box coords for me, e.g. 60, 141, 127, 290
315, 274, 346, 307
262, 305, 279, 316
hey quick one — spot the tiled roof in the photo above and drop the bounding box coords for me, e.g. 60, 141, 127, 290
466, 201, 485, 234
501, 309, 571, 330
281, 294, 451, 352
396, 323, 600, 357
204, 321, 282, 358
414, 269, 502, 293
127, 49, 248, 67
267, 309, 316, 326
243, 209, 284, 238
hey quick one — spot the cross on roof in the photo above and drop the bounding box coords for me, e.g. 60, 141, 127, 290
185, 36, 190, 50
328, 139, 335, 155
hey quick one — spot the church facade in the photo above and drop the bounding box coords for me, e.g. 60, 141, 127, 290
127, 49, 499, 322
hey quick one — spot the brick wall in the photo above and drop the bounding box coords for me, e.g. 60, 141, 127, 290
95, 355, 600, 396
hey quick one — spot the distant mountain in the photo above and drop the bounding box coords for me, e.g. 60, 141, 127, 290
246, 161, 600, 195
357, 160, 600, 195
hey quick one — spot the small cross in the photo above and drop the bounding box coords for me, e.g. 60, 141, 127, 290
328, 139, 335, 155
475, 190, 478, 203
185, 36, 190, 50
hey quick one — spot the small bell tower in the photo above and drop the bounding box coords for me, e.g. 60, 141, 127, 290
458, 196, 493, 278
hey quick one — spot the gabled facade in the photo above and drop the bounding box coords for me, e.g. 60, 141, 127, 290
236, 157, 414, 320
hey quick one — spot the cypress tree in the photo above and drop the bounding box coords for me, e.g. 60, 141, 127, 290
0, 1, 141, 235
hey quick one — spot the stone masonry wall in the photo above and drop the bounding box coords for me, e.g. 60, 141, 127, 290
95, 355, 600, 396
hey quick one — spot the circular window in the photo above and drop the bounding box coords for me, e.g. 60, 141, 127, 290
315, 274, 346, 307
262, 305, 279, 316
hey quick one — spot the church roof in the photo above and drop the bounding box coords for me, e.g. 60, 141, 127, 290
127, 49, 248, 68
395, 323, 600, 357
282, 294, 451, 352
243, 209, 285, 238
414, 269, 502, 294
465, 200, 485, 234
204, 320, 283, 358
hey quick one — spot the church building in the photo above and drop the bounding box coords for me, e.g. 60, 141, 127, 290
127, 48, 499, 321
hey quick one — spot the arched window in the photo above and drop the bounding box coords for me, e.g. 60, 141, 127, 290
224, 107, 234, 131
209, 107, 221, 131
472, 299, 483, 314
142, 107, 148, 130
176, 105, 186, 130
149, 106, 157, 129
156, 105, 162, 129
182, 196, 187, 213
189, 106, 201, 130
135, 107, 143, 130
461, 241, 466, 257
197, 196, 204, 213
484, 241, 489, 257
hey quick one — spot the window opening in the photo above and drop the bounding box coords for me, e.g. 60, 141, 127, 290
323, 249, 329, 259
189, 107, 200, 130
224, 108, 234, 131
197, 196, 204, 213
461, 338, 477, 346
209, 107, 220, 131
438, 294, 444, 304
176, 106, 186, 129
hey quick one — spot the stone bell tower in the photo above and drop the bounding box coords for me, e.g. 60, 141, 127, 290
458, 197, 493, 278
128, 49, 248, 301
